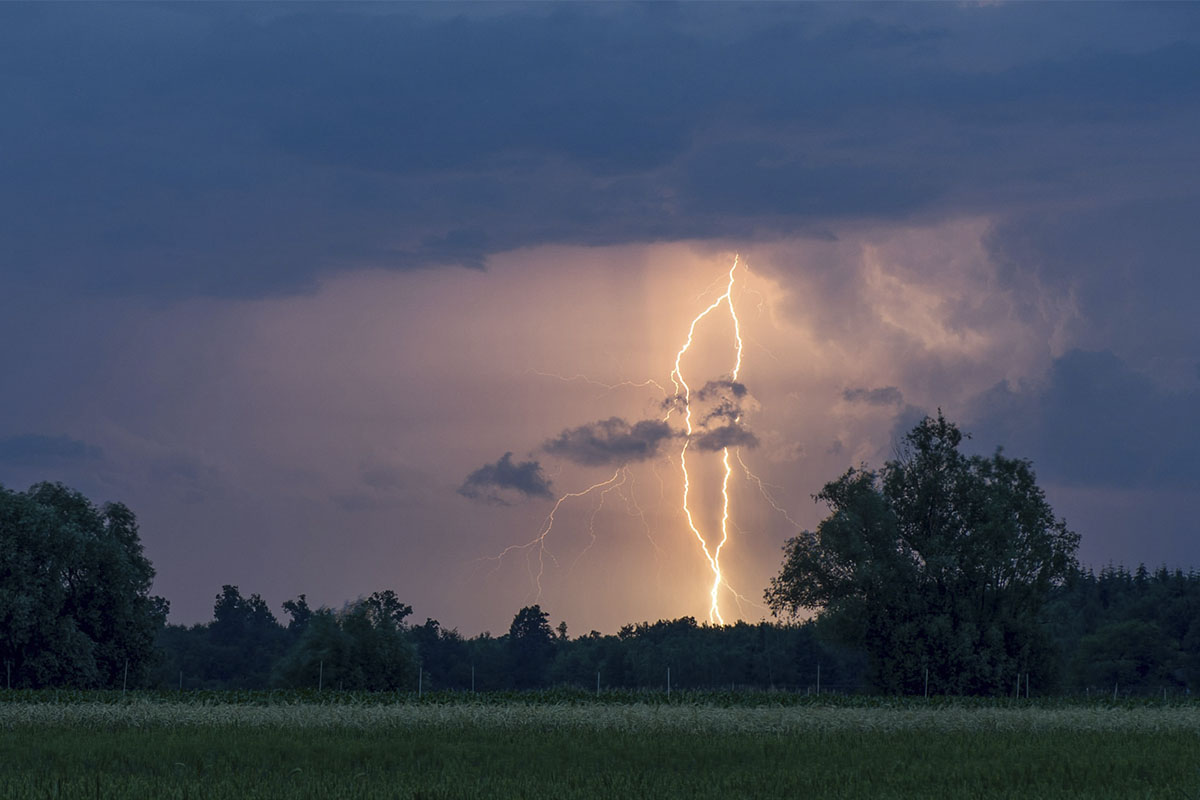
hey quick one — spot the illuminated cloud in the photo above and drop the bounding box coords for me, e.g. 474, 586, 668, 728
458, 453, 553, 504
542, 418, 677, 467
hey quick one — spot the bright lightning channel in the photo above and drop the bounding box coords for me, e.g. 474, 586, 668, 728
670, 255, 744, 624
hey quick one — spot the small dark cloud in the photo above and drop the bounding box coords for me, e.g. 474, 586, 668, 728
543, 418, 677, 467
696, 380, 748, 400
700, 401, 742, 428
458, 452, 553, 504
691, 424, 759, 452
843, 386, 904, 406
689, 380, 752, 426
0, 434, 102, 465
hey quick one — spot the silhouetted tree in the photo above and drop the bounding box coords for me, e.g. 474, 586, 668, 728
0, 482, 166, 688
507, 605, 556, 688
766, 413, 1079, 694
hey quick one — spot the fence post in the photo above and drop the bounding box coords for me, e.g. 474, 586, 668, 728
471, 664, 475, 693
924, 668, 929, 700
418, 667, 423, 699
318, 660, 323, 692
816, 664, 820, 695
122, 660, 128, 695
667, 667, 671, 698
596, 670, 600, 696
179, 670, 183, 692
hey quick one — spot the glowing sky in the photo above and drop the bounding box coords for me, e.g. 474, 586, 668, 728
2, 3, 1199, 634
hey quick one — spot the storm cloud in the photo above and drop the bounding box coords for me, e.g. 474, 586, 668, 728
458, 453, 553, 504
543, 418, 677, 467
971, 350, 1200, 489
3, 4, 1197, 298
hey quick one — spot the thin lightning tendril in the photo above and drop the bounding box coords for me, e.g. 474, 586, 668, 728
568, 469, 630, 574
527, 370, 670, 399
483, 470, 623, 600
735, 449, 804, 531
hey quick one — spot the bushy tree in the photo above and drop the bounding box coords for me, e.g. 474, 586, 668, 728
273, 591, 418, 690
766, 413, 1079, 695
0, 482, 167, 688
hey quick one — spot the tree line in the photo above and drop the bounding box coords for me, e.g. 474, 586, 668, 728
145, 567, 1200, 695
3, 414, 1198, 695
152, 591, 864, 692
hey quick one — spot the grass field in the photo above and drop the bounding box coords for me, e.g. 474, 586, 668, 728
4, 692, 1199, 798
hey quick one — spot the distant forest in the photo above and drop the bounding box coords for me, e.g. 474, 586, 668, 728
151, 566, 1200, 696
4, 415, 1199, 696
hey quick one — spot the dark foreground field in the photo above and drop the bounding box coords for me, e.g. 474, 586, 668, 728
3, 692, 1199, 798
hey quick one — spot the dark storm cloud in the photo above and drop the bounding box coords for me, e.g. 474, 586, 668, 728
458, 452, 553, 504
986, 197, 1200, 369
543, 418, 677, 467
691, 425, 759, 453
3, 3, 1199, 297
0, 434, 102, 466
844, 386, 904, 406
971, 350, 1200, 489
695, 380, 748, 401
690, 380, 752, 428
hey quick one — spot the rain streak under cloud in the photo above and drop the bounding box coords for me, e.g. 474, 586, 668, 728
1, 3, 1199, 633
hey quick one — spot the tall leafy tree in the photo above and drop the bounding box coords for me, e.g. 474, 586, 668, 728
507, 605, 556, 688
0, 482, 166, 688
766, 413, 1079, 694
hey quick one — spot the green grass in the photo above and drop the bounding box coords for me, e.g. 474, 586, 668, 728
3, 693, 1199, 798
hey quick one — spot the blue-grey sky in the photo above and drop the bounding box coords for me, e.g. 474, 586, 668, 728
2, 2, 1198, 633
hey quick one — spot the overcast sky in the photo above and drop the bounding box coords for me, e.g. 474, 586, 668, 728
2, 2, 1198, 634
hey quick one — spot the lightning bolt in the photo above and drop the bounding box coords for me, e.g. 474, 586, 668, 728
489, 254, 773, 625
670, 255, 744, 624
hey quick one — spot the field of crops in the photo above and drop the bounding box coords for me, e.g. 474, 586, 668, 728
4, 691, 1199, 798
